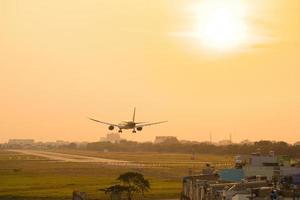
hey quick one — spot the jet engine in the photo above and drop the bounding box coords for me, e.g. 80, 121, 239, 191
136, 127, 143, 131
108, 125, 114, 130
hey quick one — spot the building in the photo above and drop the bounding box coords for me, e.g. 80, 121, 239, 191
182, 152, 300, 200
100, 133, 121, 143
181, 175, 269, 200
218, 139, 232, 146
8, 139, 34, 145
294, 141, 300, 146
154, 136, 178, 144
55, 140, 70, 146
180, 140, 201, 144
6, 139, 35, 149
221, 152, 300, 181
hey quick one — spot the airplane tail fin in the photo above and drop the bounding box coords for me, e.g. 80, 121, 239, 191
133, 107, 136, 122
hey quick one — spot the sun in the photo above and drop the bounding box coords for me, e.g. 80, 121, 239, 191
196, 0, 249, 51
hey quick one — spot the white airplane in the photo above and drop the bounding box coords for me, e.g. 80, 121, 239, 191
88, 108, 167, 133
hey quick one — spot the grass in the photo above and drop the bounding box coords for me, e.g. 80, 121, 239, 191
0, 149, 233, 200
50, 149, 233, 163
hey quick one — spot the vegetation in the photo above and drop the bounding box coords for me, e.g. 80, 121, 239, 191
0, 150, 218, 200
85, 140, 300, 158
1, 140, 297, 199
101, 172, 150, 200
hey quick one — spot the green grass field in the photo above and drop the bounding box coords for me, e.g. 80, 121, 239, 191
0, 150, 233, 200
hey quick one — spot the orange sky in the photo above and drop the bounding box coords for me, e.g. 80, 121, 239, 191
1, 0, 300, 143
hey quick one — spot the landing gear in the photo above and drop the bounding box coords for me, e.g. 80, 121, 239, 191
118, 129, 122, 133
132, 129, 136, 133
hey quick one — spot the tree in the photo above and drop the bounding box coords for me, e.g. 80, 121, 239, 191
100, 184, 135, 200
87, 140, 300, 158
118, 172, 150, 198
101, 172, 150, 200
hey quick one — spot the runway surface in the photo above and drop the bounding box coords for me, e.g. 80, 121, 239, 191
9, 149, 130, 164
8, 149, 228, 168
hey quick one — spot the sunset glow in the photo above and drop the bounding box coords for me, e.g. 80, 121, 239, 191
1, 0, 300, 143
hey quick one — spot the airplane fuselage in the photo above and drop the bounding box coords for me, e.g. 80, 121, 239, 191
118, 121, 136, 129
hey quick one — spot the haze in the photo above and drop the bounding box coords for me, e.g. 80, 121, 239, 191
1, 0, 300, 143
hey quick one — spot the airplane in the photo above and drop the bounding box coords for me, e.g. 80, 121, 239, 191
88, 108, 167, 133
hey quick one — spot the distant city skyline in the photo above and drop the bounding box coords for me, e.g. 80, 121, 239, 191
2, 135, 300, 145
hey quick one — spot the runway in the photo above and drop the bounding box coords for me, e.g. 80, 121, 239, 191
7, 149, 226, 168
9, 149, 130, 164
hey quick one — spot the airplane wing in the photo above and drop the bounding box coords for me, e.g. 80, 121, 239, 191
88, 118, 119, 127
137, 121, 167, 127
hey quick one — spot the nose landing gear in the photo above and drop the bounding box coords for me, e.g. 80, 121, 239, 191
132, 129, 136, 133
118, 129, 122, 133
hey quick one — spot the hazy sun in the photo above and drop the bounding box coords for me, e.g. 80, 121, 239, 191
197, 0, 249, 51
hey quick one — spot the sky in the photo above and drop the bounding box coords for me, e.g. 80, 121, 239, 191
0, 0, 300, 143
